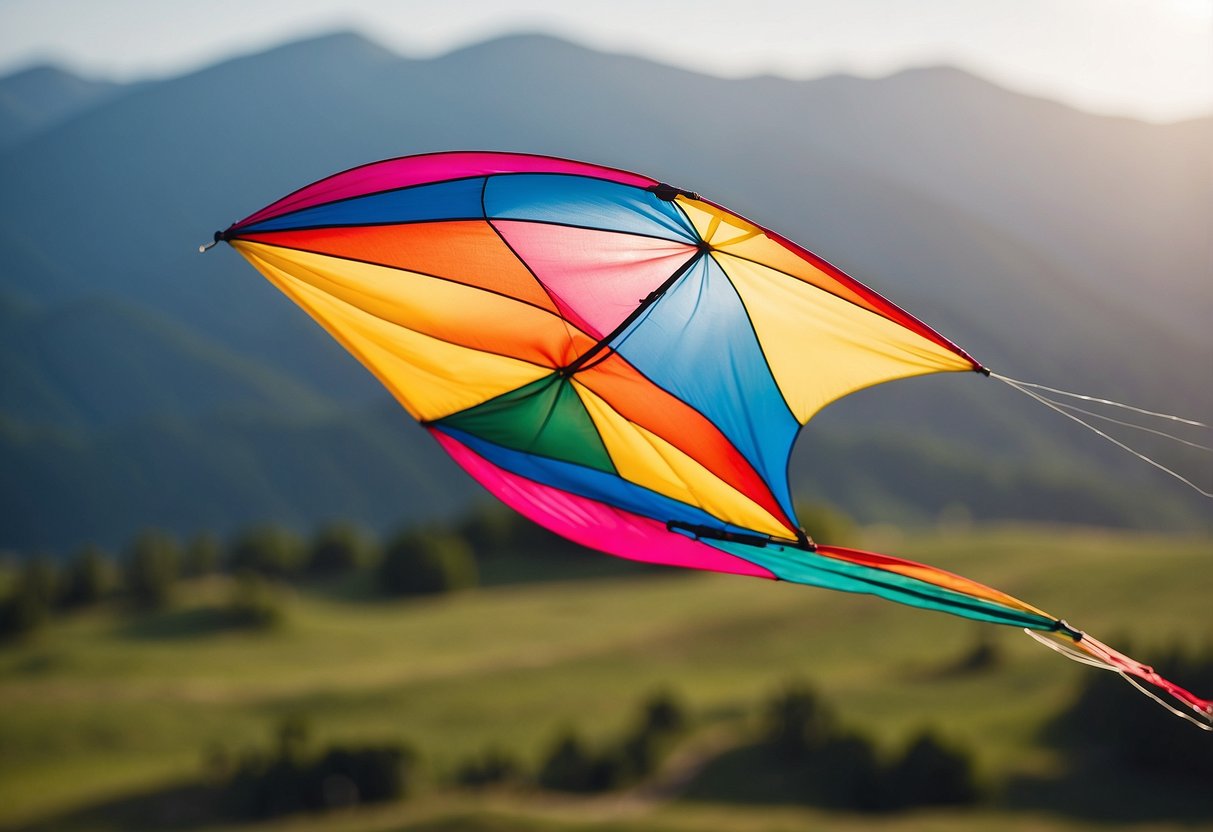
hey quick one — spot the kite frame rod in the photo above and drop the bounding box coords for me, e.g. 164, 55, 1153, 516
559, 246, 709, 377
666, 520, 814, 551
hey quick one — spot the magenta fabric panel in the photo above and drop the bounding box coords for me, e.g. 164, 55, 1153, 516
236, 151, 658, 228
432, 429, 776, 580
494, 220, 695, 339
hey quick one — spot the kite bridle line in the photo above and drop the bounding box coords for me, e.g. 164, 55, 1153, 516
988, 372, 1213, 500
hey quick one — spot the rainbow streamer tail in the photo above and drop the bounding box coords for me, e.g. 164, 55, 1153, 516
1026, 626, 1213, 730
743, 543, 1213, 729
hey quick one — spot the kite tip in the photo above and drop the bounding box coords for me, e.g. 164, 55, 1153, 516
198, 230, 227, 253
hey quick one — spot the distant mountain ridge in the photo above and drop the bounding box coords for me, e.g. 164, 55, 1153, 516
0, 31, 1208, 550
0, 64, 124, 150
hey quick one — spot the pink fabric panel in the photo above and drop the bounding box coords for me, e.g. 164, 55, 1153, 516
432, 429, 775, 580
237, 151, 658, 228
495, 220, 695, 339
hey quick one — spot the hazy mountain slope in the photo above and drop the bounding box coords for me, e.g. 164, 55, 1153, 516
0, 64, 123, 150
0, 32, 1207, 550
0, 292, 336, 430
0, 405, 477, 550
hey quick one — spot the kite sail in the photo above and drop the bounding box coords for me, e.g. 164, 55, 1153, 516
209, 151, 1210, 726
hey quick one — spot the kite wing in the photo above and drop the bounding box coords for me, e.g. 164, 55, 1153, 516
215, 151, 1210, 725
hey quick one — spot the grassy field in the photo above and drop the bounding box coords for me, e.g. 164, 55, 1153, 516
1, 524, 1209, 831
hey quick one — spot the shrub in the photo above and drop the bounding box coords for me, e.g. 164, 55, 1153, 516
537, 731, 621, 793
225, 573, 285, 630
226, 716, 415, 819
456, 746, 521, 787
639, 689, 687, 737
378, 530, 477, 596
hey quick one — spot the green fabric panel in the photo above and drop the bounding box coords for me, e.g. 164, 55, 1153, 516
438, 374, 616, 474
711, 540, 1056, 631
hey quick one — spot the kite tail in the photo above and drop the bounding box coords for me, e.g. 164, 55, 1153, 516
743, 544, 1212, 728
1025, 627, 1213, 730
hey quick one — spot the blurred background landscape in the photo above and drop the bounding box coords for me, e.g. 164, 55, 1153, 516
0, 1, 1210, 829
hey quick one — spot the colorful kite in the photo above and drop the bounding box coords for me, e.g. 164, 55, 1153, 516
209, 151, 1210, 725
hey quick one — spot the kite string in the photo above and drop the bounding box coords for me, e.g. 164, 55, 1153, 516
1018, 392, 1213, 452
990, 373, 1209, 428
991, 373, 1213, 499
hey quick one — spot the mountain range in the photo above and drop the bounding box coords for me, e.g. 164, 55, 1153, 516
1, 32, 1209, 551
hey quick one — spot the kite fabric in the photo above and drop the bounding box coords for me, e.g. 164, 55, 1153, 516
213, 151, 1211, 725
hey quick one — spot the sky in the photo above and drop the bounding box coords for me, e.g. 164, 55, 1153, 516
1, 0, 1210, 122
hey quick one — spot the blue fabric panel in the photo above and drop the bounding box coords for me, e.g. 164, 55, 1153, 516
614, 255, 799, 522
437, 426, 755, 535
240, 177, 487, 232
709, 539, 1055, 630
484, 174, 697, 243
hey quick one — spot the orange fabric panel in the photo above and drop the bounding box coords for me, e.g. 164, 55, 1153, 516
238, 221, 561, 315
577, 352, 795, 534
817, 545, 1051, 617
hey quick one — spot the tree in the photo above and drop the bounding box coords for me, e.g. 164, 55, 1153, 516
306, 522, 374, 576
228, 525, 304, 578
763, 682, 836, 759
378, 530, 477, 596
60, 544, 112, 608
883, 730, 979, 808
125, 530, 180, 610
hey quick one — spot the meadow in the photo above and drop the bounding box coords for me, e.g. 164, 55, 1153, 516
1, 524, 1209, 831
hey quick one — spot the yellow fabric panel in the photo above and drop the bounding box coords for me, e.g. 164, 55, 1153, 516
233, 241, 551, 422
717, 252, 973, 424
573, 381, 791, 538
233, 241, 589, 368
678, 197, 892, 316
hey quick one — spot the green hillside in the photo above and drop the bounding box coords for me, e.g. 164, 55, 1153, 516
2, 525, 1208, 830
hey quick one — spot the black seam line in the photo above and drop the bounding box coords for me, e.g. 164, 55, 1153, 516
232, 235, 572, 323
561, 250, 705, 377
239, 214, 697, 247
237, 169, 675, 233
807, 563, 1048, 627
241, 241, 556, 373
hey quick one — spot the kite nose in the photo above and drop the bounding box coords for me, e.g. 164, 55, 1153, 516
198, 229, 226, 253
